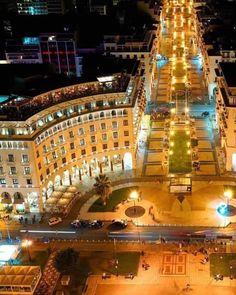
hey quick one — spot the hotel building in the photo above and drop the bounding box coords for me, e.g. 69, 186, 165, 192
0, 59, 146, 214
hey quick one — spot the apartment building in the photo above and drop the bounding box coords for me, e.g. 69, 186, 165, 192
215, 62, 236, 172
0, 59, 146, 213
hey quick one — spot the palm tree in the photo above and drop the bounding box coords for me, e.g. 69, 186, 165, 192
93, 174, 112, 206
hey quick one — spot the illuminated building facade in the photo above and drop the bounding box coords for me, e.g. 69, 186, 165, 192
16, 0, 64, 15
0, 60, 146, 213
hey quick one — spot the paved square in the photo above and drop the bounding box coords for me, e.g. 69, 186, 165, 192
148, 141, 163, 150
196, 164, 217, 175
198, 140, 212, 149
196, 130, 209, 138
150, 131, 165, 139
146, 153, 163, 162
161, 254, 186, 276
145, 164, 164, 176
198, 152, 214, 161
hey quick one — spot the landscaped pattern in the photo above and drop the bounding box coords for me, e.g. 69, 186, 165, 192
161, 254, 186, 275
169, 130, 192, 174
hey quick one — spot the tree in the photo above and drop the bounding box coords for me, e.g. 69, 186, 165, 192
93, 174, 112, 206
54, 248, 78, 274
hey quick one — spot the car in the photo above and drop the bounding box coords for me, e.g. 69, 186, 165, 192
70, 220, 82, 228
71, 219, 90, 228
88, 220, 104, 229
48, 217, 62, 226
111, 219, 128, 228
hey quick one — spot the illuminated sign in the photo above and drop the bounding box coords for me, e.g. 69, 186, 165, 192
97, 76, 114, 82
23, 37, 40, 45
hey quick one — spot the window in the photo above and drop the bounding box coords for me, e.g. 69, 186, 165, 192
61, 146, 66, 155
91, 136, 96, 143
8, 154, 14, 162
0, 178, 6, 184
101, 123, 106, 130
70, 142, 75, 150
80, 139, 85, 146
24, 167, 31, 175
123, 120, 128, 126
22, 154, 29, 163
36, 150, 40, 158
40, 175, 43, 181
58, 135, 64, 143
0, 167, 3, 174
124, 131, 129, 136
103, 144, 108, 150
125, 141, 130, 146
46, 168, 50, 175
114, 142, 119, 148
69, 131, 74, 138
10, 167, 17, 175
112, 121, 118, 129
50, 140, 55, 147
54, 162, 58, 169
102, 133, 107, 141
90, 125, 95, 132
52, 151, 57, 159
141, 54, 145, 58
113, 132, 118, 139
38, 162, 42, 170
92, 146, 96, 152
81, 149, 86, 155
43, 145, 47, 153
71, 153, 76, 159
13, 179, 18, 185
26, 179, 32, 185
79, 128, 84, 135
62, 157, 66, 164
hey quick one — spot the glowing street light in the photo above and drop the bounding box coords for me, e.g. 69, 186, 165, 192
224, 190, 232, 207
130, 191, 139, 213
22, 240, 32, 262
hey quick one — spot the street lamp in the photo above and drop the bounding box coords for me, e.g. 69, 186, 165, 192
22, 240, 32, 262
224, 190, 232, 208
130, 191, 139, 213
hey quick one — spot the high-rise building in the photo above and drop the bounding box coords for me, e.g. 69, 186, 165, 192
16, 0, 64, 15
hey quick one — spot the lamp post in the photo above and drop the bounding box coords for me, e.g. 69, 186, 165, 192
130, 191, 139, 213
224, 190, 232, 208
22, 240, 32, 262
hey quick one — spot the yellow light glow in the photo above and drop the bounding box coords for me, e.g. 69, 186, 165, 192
187, 150, 191, 155
186, 130, 190, 135
187, 142, 190, 147
224, 190, 233, 200
22, 240, 32, 247
185, 107, 189, 113
170, 121, 175, 125
170, 142, 174, 147
171, 108, 176, 114
170, 130, 175, 135
169, 150, 173, 155
130, 191, 139, 200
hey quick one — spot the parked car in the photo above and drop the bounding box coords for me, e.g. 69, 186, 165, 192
48, 217, 62, 226
88, 220, 104, 229
70, 219, 90, 228
111, 219, 128, 228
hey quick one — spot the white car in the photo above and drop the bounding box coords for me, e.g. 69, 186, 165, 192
48, 217, 62, 226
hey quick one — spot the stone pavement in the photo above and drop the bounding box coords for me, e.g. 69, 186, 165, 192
84, 251, 236, 295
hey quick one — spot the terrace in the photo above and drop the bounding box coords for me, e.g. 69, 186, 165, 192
0, 75, 130, 122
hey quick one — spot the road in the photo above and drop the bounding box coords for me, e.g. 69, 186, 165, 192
1, 220, 235, 242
